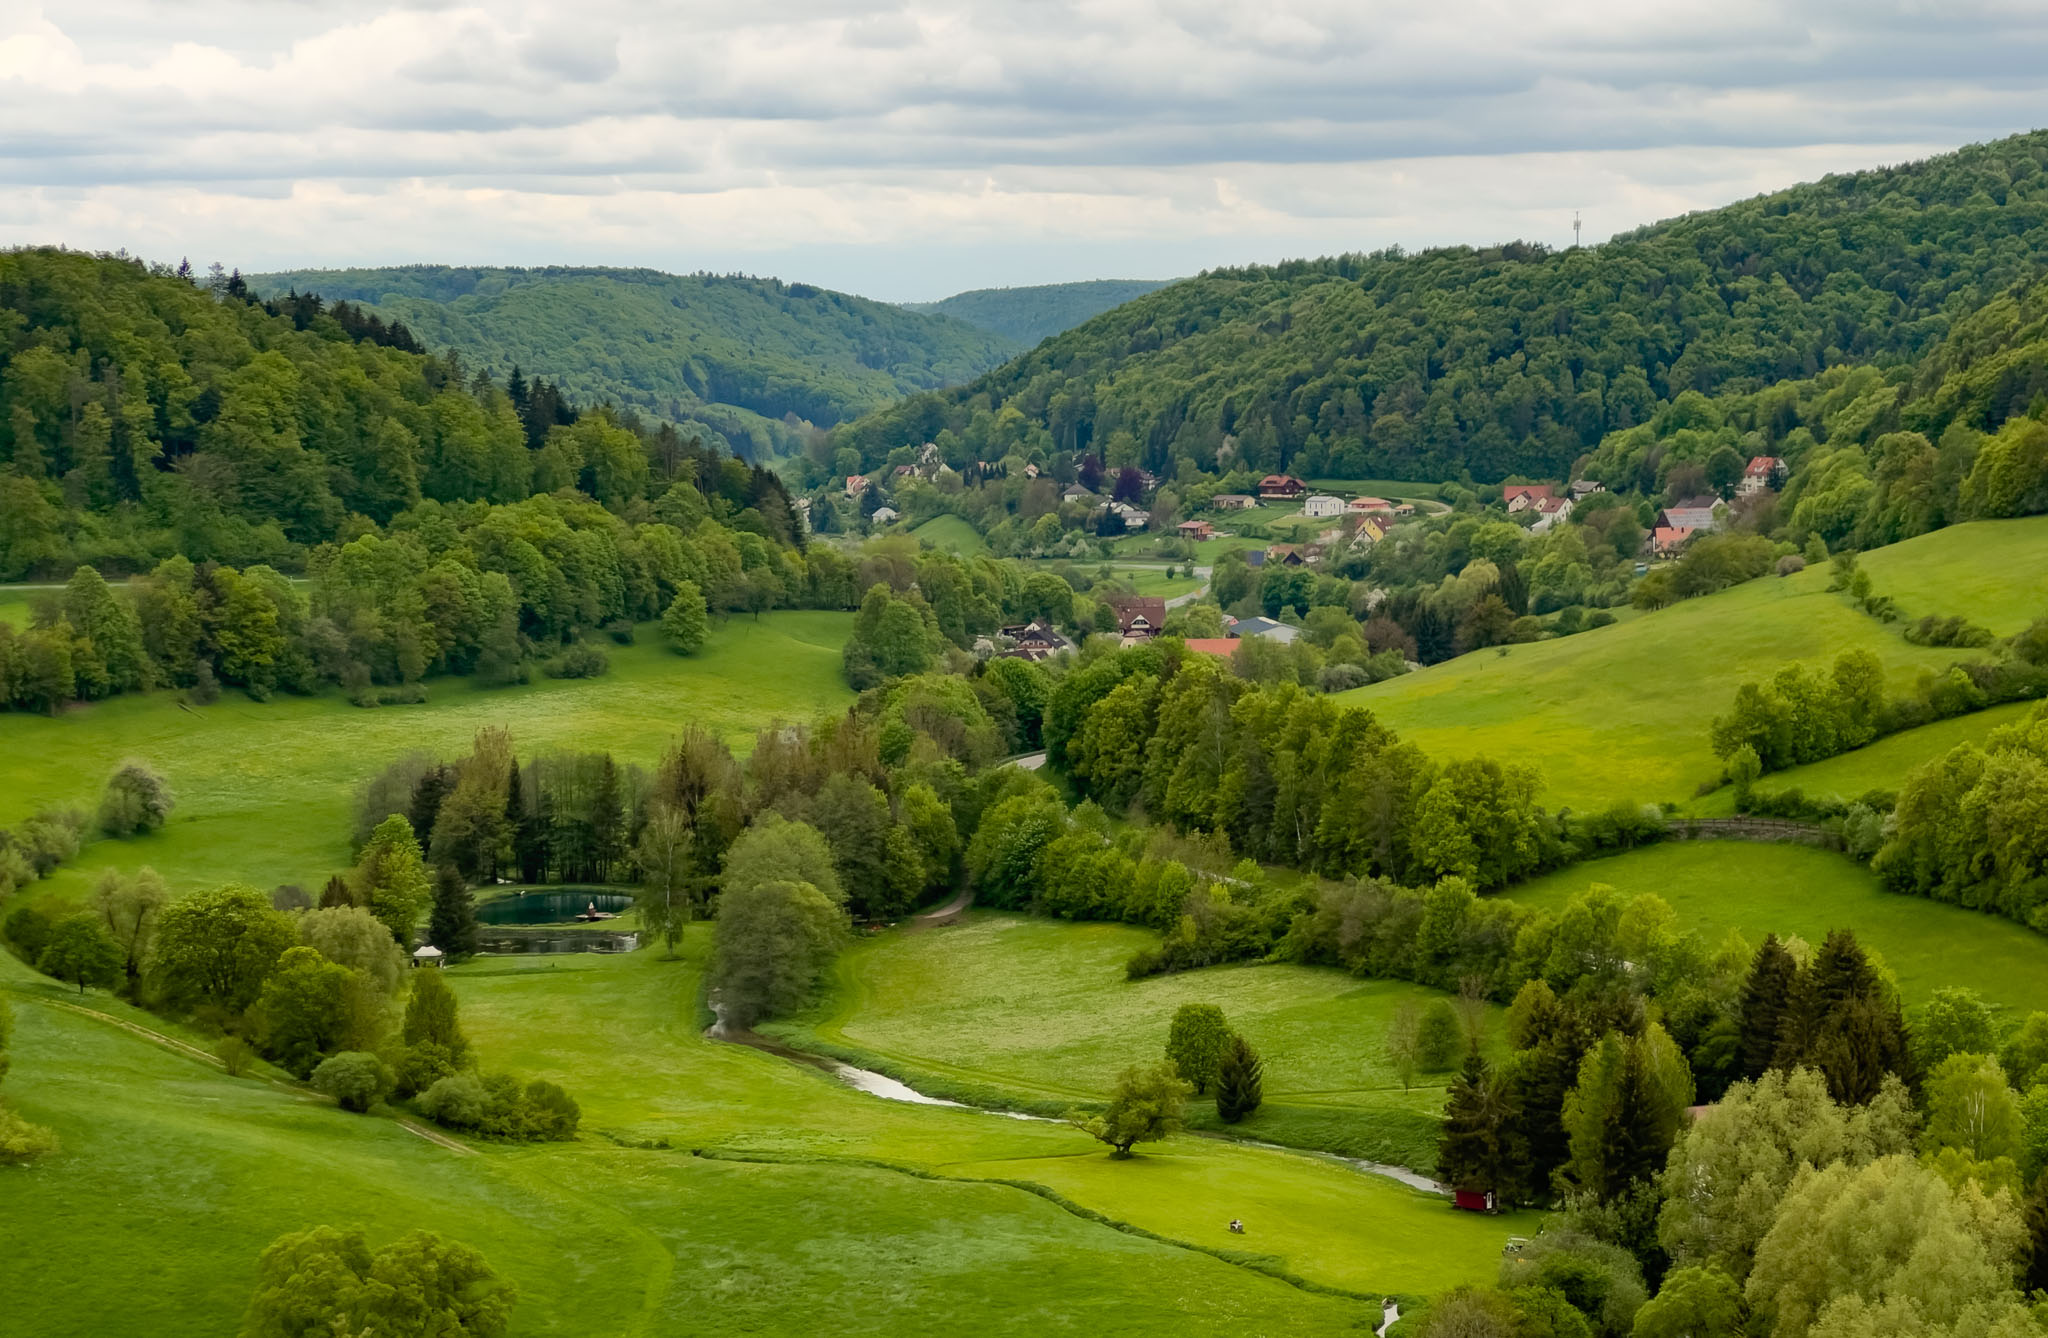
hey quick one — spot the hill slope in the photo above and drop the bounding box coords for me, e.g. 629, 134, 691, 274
904, 279, 1171, 346
1336, 518, 2048, 808
248, 266, 1019, 457
831, 130, 2048, 483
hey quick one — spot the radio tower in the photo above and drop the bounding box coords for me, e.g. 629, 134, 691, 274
1573, 211, 1582, 249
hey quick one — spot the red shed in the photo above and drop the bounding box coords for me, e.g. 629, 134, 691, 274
1452, 1189, 1497, 1213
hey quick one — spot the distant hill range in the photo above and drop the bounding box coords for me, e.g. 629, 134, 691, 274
246, 265, 1019, 460
903, 279, 1172, 346
832, 128, 2048, 486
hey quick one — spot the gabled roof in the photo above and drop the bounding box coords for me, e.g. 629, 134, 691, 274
1503, 484, 1553, 502
1181, 638, 1239, 658
1745, 455, 1782, 476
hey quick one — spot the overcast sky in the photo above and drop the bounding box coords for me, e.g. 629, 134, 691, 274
3, 2, 2045, 302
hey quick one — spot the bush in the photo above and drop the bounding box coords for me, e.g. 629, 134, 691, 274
0, 1105, 59, 1164
418, 1072, 490, 1129
3, 903, 57, 964
541, 644, 609, 679
96, 760, 174, 836
603, 619, 636, 645
216, 1035, 255, 1077
1774, 554, 1806, 577
521, 1080, 581, 1140
391, 1041, 460, 1099
1903, 614, 1995, 649
311, 1052, 392, 1113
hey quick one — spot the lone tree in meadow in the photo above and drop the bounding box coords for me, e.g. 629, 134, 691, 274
96, 760, 174, 837
1069, 1063, 1192, 1158
240, 1225, 514, 1338
1214, 1033, 1264, 1124
1165, 1002, 1231, 1094
662, 581, 710, 655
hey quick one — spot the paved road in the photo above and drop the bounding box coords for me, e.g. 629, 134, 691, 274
1164, 565, 1213, 609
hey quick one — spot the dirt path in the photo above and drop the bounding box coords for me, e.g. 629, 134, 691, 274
910, 888, 974, 928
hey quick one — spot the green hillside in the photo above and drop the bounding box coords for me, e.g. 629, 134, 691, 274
831, 130, 2048, 482
1337, 518, 2048, 808
248, 265, 1019, 457
904, 279, 1172, 346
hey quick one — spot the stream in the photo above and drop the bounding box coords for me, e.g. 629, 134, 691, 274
707, 1004, 1447, 1191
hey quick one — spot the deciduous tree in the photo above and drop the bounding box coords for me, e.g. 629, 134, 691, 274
1068, 1062, 1191, 1158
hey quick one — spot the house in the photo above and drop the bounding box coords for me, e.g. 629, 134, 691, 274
1569, 478, 1605, 499
1023, 463, 1040, 479
845, 474, 870, 498
1393, 503, 1416, 516
1242, 549, 1267, 569
1264, 544, 1307, 566
1530, 495, 1574, 533
1107, 596, 1168, 639
1504, 484, 1554, 512
1651, 525, 1696, 555
1228, 616, 1299, 644
1212, 493, 1259, 511
1347, 496, 1394, 514
892, 464, 915, 479
1062, 483, 1096, 503
996, 620, 1072, 661
1258, 474, 1306, 499
1660, 506, 1718, 532
1181, 638, 1240, 659
1117, 506, 1151, 531
1177, 519, 1215, 540
1739, 456, 1784, 496
871, 506, 900, 525
1354, 516, 1388, 544
1301, 494, 1345, 519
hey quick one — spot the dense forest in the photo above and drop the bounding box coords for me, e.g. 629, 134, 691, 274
903, 279, 1172, 347
828, 130, 2048, 486
246, 266, 1019, 461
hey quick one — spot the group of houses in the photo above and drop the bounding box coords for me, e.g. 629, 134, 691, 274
1503, 483, 1575, 533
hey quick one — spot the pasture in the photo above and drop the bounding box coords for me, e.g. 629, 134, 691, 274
0, 611, 855, 903
1336, 521, 2048, 807
907, 513, 988, 555
1857, 516, 2048, 634
0, 951, 1378, 1336
1504, 841, 2048, 1016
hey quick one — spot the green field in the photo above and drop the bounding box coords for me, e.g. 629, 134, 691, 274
0, 612, 854, 904
1, 951, 1383, 1336
1505, 842, 2048, 1015
1339, 520, 2048, 808
1689, 700, 2038, 816
782, 912, 1495, 1169
909, 513, 988, 555
1858, 517, 2048, 634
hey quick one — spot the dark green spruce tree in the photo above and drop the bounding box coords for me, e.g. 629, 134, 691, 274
1737, 934, 1798, 1080
427, 863, 478, 959
1214, 1033, 1264, 1123
1438, 1050, 1523, 1201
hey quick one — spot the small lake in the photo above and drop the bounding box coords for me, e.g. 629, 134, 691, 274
475, 890, 635, 925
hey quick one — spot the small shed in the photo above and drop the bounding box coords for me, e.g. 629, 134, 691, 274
412, 944, 445, 969
1452, 1189, 1497, 1214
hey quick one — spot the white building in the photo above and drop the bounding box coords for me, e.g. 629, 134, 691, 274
1300, 494, 1345, 519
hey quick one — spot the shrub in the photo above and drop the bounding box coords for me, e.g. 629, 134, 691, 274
418, 1072, 490, 1129
1318, 662, 1370, 693
96, 760, 174, 837
1774, 554, 1806, 577
521, 1080, 581, 1140
391, 1041, 460, 1099
541, 644, 608, 679
3, 903, 57, 964
216, 1035, 255, 1077
603, 619, 636, 645
1903, 614, 1995, 649
0, 1105, 60, 1164
311, 1052, 392, 1113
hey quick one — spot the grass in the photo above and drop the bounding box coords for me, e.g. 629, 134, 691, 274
1688, 700, 2039, 816
0, 611, 854, 903
908, 513, 988, 555
444, 933, 1522, 1297
1504, 842, 2048, 1016
1858, 516, 2048, 635
0, 951, 1373, 1336
1338, 519, 2048, 808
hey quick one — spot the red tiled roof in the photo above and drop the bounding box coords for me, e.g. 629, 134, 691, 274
1181, 639, 1239, 657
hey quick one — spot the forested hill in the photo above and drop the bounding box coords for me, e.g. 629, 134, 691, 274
830, 129, 2048, 484
903, 279, 1171, 346
246, 266, 1019, 460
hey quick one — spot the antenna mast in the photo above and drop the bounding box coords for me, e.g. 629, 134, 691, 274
1573, 211, 1582, 249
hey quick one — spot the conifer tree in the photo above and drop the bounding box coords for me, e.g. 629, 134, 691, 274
1214, 1033, 1264, 1123
1439, 1049, 1522, 1200
1738, 934, 1797, 1080
427, 864, 477, 960
408, 764, 454, 855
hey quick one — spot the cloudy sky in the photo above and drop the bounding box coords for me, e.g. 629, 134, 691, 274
3, 2, 2045, 302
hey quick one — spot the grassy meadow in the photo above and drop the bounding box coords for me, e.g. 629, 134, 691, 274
0, 612, 854, 904
1505, 842, 2048, 1015
1340, 519, 2048, 808
907, 513, 988, 554
1857, 516, 2048, 634
2, 951, 1393, 1336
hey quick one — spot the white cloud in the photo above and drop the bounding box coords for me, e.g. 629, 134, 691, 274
0, 1, 2043, 299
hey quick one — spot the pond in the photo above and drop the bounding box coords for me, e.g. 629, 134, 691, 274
475, 890, 635, 925
475, 927, 639, 955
